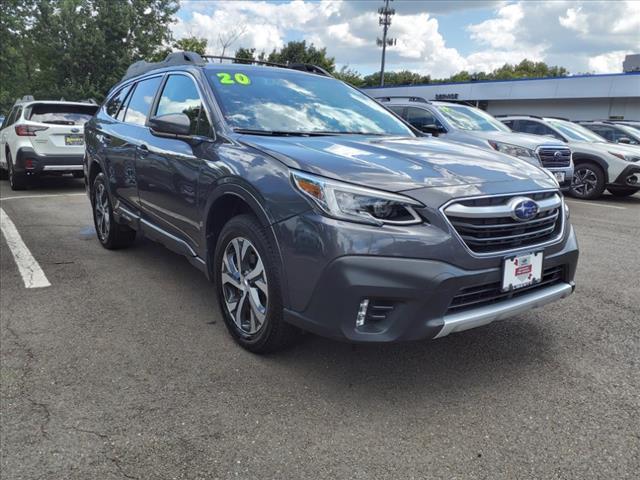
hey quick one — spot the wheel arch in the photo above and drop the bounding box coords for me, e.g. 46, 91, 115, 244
203, 183, 287, 300
572, 153, 609, 183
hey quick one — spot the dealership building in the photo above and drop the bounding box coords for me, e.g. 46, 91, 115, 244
364, 70, 640, 122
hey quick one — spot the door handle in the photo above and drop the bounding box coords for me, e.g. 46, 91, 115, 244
137, 144, 149, 156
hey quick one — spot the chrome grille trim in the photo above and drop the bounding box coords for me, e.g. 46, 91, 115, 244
536, 146, 572, 168
444, 193, 561, 218
440, 190, 565, 257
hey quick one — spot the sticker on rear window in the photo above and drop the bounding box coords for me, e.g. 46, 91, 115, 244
216, 73, 251, 85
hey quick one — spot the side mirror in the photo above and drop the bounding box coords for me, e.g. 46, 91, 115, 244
149, 113, 191, 138
418, 124, 442, 137
617, 137, 631, 144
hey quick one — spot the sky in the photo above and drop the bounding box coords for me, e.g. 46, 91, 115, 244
174, 0, 640, 78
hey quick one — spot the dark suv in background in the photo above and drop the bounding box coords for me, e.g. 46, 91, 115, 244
84, 52, 578, 353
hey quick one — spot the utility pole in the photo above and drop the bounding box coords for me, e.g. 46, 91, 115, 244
377, 0, 396, 87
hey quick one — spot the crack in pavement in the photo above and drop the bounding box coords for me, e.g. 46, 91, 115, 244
109, 457, 140, 480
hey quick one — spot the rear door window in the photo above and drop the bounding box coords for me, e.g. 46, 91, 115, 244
123, 76, 162, 126
154, 74, 211, 137
516, 120, 564, 141
28, 104, 97, 125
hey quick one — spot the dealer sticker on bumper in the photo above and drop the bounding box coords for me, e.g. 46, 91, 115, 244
553, 171, 565, 183
502, 252, 543, 292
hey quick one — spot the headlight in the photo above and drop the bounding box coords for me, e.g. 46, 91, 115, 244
291, 171, 424, 226
609, 151, 639, 162
488, 141, 539, 163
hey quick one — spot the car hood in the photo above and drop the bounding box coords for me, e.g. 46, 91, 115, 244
239, 134, 556, 192
568, 140, 640, 158
467, 130, 567, 150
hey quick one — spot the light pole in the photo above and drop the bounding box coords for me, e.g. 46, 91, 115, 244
377, 0, 396, 87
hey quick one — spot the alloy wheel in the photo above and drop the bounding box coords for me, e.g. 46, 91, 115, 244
94, 183, 111, 241
572, 167, 598, 197
221, 236, 268, 335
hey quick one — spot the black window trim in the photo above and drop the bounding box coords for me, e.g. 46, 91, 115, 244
105, 84, 133, 120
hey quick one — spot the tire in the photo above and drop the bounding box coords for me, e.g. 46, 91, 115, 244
0, 165, 7, 180
7, 151, 28, 191
214, 214, 298, 353
92, 172, 136, 249
570, 162, 606, 200
73, 171, 84, 179
607, 187, 638, 198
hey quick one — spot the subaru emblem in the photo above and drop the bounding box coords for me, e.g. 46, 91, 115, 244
554, 150, 563, 160
510, 197, 539, 221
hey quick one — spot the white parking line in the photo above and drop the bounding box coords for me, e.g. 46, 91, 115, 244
0, 207, 51, 288
565, 199, 626, 210
0, 193, 86, 201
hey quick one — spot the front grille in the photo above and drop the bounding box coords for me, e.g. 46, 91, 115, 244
447, 266, 564, 314
537, 146, 571, 168
444, 192, 563, 254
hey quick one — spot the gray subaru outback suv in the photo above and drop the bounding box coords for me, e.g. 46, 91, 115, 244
84, 52, 578, 353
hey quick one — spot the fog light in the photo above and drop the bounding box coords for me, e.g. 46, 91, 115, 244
627, 174, 638, 185
356, 299, 369, 327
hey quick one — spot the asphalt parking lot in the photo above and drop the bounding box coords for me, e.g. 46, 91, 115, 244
1, 177, 638, 480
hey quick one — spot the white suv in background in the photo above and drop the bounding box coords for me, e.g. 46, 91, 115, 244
0, 96, 98, 190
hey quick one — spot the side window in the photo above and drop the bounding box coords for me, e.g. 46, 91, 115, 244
517, 120, 563, 141
12, 107, 23, 125
501, 119, 515, 129
387, 106, 405, 117
2, 108, 16, 128
155, 74, 211, 137
106, 85, 132, 119
589, 126, 612, 141
123, 76, 162, 126
405, 107, 445, 131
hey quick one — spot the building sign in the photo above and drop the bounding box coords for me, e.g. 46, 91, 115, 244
435, 93, 459, 100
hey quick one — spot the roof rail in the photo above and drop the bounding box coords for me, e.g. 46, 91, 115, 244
15, 95, 35, 104
546, 116, 571, 121
494, 114, 544, 119
375, 96, 430, 104
202, 55, 333, 77
121, 51, 206, 81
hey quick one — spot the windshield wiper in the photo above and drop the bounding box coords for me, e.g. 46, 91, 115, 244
234, 128, 388, 137
233, 128, 329, 137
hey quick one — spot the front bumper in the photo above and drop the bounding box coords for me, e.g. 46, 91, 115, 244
548, 166, 574, 191
15, 147, 84, 175
282, 225, 579, 342
610, 163, 640, 188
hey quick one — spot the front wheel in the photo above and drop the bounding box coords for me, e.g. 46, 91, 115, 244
92, 172, 136, 249
214, 214, 298, 353
570, 163, 606, 200
607, 187, 638, 197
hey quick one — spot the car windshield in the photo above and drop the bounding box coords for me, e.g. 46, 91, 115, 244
206, 67, 414, 136
547, 119, 606, 143
435, 104, 510, 132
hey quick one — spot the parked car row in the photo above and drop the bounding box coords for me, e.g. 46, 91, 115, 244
379, 96, 639, 199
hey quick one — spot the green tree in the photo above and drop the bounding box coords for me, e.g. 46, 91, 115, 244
0, 0, 178, 111
266, 40, 335, 72
173, 36, 208, 56
334, 66, 364, 86
361, 70, 431, 87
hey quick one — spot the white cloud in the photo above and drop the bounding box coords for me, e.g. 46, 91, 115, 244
559, 7, 589, 35
467, 3, 525, 49
173, 0, 640, 77
588, 50, 634, 73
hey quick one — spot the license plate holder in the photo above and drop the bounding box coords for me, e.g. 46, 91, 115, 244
65, 134, 84, 146
502, 251, 543, 292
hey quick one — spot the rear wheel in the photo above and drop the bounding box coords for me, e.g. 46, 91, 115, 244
214, 214, 298, 353
607, 187, 638, 197
7, 152, 28, 191
570, 163, 606, 200
92, 172, 136, 249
